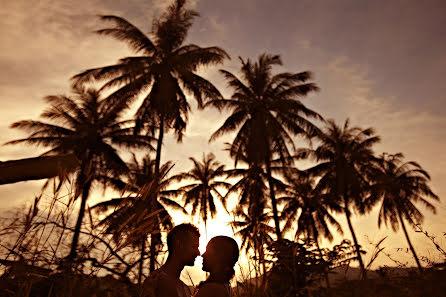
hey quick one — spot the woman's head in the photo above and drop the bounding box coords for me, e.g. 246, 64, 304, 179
202, 236, 239, 282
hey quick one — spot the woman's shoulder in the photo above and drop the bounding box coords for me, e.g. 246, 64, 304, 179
195, 282, 230, 297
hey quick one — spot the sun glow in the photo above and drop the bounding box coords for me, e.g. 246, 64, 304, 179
197, 217, 238, 255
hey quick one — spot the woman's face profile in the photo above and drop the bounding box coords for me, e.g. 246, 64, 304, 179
201, 241, 218, 272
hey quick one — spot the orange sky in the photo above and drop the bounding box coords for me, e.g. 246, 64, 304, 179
1, 0, 445, 284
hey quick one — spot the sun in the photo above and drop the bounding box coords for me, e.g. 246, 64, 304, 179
196, 216, 238, 255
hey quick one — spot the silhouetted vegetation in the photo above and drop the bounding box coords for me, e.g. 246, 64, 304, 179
1, 0, 444, 296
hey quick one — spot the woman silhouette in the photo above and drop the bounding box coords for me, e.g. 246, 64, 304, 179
195, 236, 239, 297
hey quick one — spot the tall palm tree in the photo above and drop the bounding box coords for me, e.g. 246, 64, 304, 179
92, 154, 185, 281
208, 53, 321, 238
371, 153, 439, 273
72, 0, 229, 181
303, 119, 380, 279
5, 86, 154, 261
172, 153, 230, 234
279, 170, 343, 287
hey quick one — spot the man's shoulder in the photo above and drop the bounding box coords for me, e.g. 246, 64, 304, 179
141, 269, 182, 297
141, 269, 169, 297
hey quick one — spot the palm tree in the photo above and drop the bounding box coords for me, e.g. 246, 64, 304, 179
230, 201, 274, 283
207, 53, 321, 238
92, 154, 185, 281
225, 145, 283, 284
72, 0, 229, 182
172, 153, 230, 234
5, 86, 154, 261
279, 169, 343, 287
371, 153, 439, 273
303, 119, 380, 279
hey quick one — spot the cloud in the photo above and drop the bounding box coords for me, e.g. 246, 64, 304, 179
308, 55, 446, 266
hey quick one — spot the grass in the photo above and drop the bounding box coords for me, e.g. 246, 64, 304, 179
0, 179, 445, 297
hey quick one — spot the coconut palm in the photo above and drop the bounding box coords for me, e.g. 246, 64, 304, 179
172, 153, 230, 234
303, 119, 380, 279
5, 86, 154, 261
92, 154, 184, 281
207, 53, 321, 238
370, 153, 439, 273
280, 170, 342, 245
230, 200, 274, 282
72, 0, 229, 181
279, 169, 343, 287
225, 144, 284, 283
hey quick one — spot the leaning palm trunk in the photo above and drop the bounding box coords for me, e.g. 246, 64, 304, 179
343, 202, 367, 279
398, 210, 423, 273
0, 154, 78, 185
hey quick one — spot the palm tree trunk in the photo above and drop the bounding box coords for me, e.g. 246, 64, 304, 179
68, 179, 92, 261
313, 226, 330, 288
154, 117, 164, 180
138, 235, 146, 285
344, 204, 367, 279
149, 232, 160, 272
260, 242, 267, 288
254, 239, 259, 291
398, 211, 423, 273
146, 117, 164, 275
265, 159, 281, 239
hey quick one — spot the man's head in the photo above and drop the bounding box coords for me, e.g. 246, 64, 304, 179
167, 223, 200, 266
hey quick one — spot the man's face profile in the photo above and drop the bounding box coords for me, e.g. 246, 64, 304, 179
182, 233, 200, 266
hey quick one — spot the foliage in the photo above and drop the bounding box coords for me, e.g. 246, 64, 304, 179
266, 239, 328, 297
302, 119, 381, 278
5, 86, 154, 260
172, 153, 230, 231
208, 53, 321, 238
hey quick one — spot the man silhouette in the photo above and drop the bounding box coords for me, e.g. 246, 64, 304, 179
141, 223, 200, 297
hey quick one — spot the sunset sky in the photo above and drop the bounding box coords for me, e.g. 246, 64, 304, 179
1, 0, 445, 283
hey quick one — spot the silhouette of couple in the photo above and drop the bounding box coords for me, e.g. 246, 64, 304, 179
141, 224, 239, 297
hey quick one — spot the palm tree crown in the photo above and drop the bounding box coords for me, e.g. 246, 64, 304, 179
208, 53, 321, 238
6, 86, 154, 260
92, 154, 184, 278
279, 170, 342, 243
173, 153, 230, 232
371, 152, 438, 272
73, 0, 229, 142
